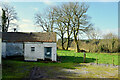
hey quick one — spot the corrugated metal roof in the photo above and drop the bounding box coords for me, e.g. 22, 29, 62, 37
2, 32, 56, 42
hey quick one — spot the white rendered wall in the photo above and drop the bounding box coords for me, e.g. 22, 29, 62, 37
24, 42, 57, 61
6, 42, 23, 56
2, 42, 6, 58
24, 42, 43, 61
2, 42, 24, 58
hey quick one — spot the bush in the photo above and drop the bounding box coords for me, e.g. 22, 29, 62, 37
57, 38, 119, 53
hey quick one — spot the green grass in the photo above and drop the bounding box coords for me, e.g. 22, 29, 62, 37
57, 50, 119, 65
2, 57, 75, 79
2, 50, 119, 79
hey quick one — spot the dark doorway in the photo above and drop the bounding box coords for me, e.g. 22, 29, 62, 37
44, 47, 52, 59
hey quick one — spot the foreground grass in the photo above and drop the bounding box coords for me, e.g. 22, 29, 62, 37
2, 50, 119, 79
2, 57, 76, 79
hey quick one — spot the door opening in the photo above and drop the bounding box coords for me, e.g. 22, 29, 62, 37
44, 47, 52, 60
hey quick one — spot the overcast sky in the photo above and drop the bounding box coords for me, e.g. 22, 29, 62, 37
0, 0, 118, 39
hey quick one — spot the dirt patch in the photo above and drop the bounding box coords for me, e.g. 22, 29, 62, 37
28, 66, 70, 80
71, 63, 118, 78
27, 63, 118, 79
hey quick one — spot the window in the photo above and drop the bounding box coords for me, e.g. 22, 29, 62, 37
31, 47, 35, 51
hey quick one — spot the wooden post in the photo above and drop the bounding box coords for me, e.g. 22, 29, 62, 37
96, 56, 98, 64
112, 57, 114, 66
83, 52, 86, 63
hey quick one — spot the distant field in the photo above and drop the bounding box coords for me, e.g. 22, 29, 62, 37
57, 50, 119, 65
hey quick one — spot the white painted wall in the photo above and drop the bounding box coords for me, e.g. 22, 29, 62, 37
6, 42, 23, 56
24, 42, 43, 61
24, 42, 57, 61
2, 42, 24, 57
2, 42, 6, 58
2, 42, 57, 61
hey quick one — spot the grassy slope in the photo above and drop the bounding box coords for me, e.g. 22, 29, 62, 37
2, 50, 119, 79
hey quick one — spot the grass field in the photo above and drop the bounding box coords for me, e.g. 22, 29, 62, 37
57, 50, 119, 65
2, 50, 119, 79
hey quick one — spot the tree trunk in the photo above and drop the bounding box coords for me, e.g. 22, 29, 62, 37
75, 39, 79, 52
6, 19, 9, 32
51, 25, 53, 32
74, 32, 79, 52
66, 36, 70, 50
61, 34, 65, 50
66, 20, 70, 50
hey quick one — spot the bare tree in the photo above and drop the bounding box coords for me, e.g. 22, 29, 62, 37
103, 32, 117, 39
35, 8, 55, 32
51, 6, 67, 50
51, 3, 75, 50
35, 6, 67, 49
53, 2, 93, 52
60, 3, 73, 50
54, 22, 66, 50
71, 3, 93, 52
86, 28, 101, 40
34, 2, 93, 52
1, 3, 18, 32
